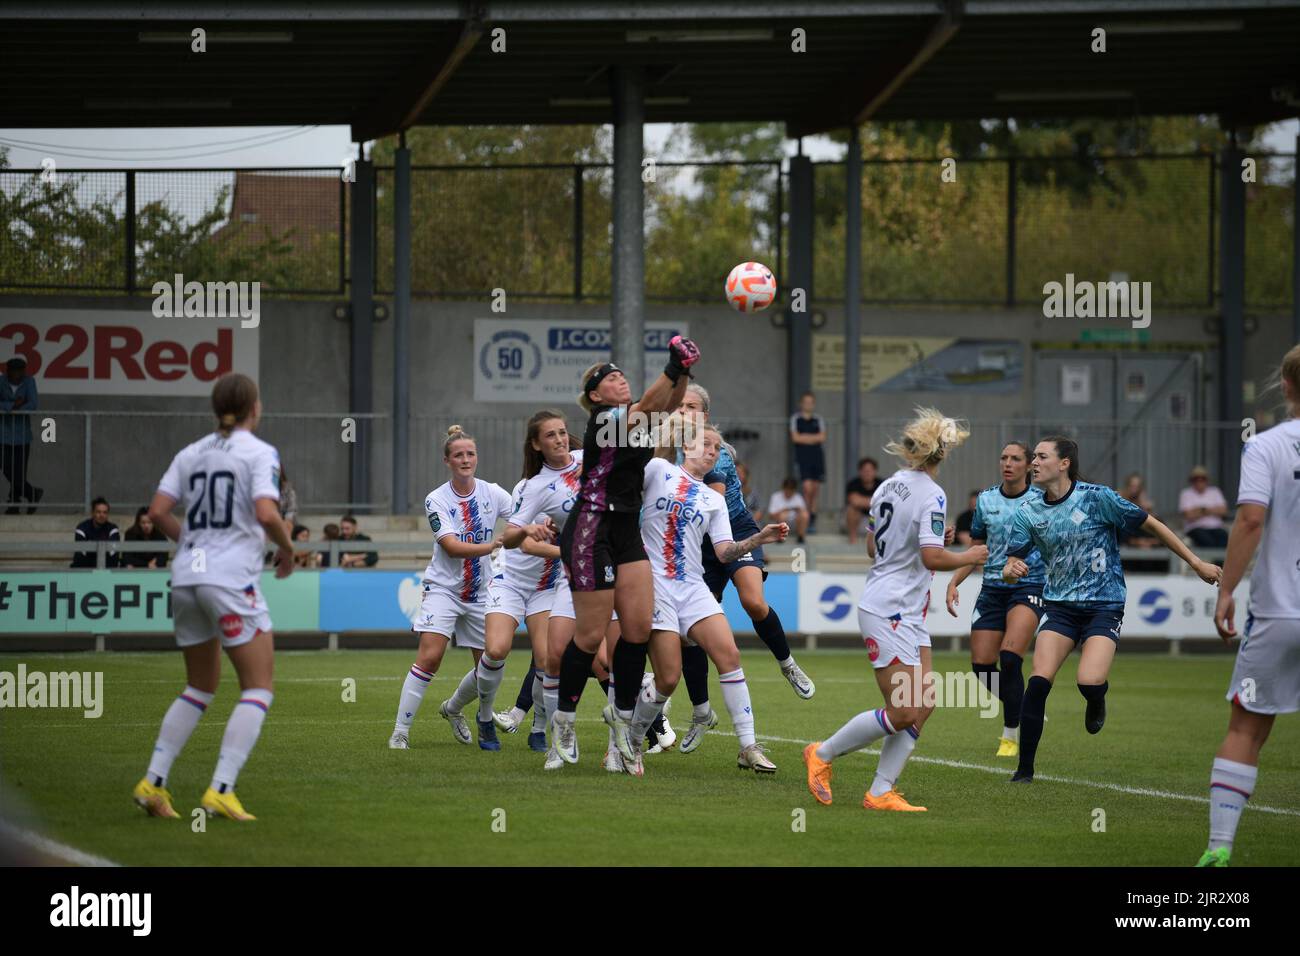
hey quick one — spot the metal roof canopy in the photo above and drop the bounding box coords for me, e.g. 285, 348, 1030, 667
1, 1, 1298, 140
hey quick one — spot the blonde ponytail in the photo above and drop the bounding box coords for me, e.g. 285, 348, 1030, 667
884, 407, 970, 470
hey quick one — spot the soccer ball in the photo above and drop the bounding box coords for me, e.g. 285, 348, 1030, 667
724, 261, 777, 313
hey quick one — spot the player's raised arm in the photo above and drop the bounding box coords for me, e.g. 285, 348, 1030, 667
631, 335, 699, 417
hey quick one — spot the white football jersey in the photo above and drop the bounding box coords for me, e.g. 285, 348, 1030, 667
422, 478, 513, 602
504, 450, 583, 592
1237, 419, 1300, 618
859, 468, 947, 618
640, 457, 733, 585
157, 429, 281, 590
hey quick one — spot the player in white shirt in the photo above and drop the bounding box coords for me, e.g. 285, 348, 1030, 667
618, 422, 787, 776
1199, 344, 1300, 867
482, 411, 584, 753
388, 425, 550, 752
804, 409, 987, 813
132, 374, 295, 823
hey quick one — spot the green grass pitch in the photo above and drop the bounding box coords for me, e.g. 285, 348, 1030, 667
2, 648, 1297, 866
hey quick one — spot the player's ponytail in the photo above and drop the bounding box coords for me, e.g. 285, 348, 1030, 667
884, 407, 970, 470
443, 424, 475, 459
211, 373, 258, 436
1279, 343, 1300, 416
522, 409, 568, 479
653, 410, 695, 459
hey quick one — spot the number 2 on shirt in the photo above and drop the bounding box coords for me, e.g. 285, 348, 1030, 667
875, 501, 894, 557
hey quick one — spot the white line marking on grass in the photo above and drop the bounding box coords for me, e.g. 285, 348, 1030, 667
716, 731, 1300, 817
0, 818, 120, 866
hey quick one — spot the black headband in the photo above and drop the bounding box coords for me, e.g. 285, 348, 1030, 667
584, 362, 620, 396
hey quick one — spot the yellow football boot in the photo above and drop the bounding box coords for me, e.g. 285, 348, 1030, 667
996, 737, 1019, 758
201, 787, 256, 821
132, 778, 180, 818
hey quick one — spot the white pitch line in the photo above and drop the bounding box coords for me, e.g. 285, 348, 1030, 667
0, 818, 120, 867
726, 730, 1300, 818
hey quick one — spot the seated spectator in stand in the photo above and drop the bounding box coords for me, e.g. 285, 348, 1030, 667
122, 506, 169, 569
954, 490, 979, 546
768, 478, 810, 544
844, 457, 881, 545
1119, 472, 1159, 549
278, 464, 299, 525
319, 522, 341, 568
291, 523, 319, 568
338, 514, 378, 568
1179, 465, 1230, 548
72, 496, 120, 568
737, 461, 760, 523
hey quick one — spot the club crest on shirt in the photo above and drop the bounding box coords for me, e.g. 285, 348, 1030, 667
603, 565, 614, 583
930, 512, 945, 535
1070, 509, 1086, 525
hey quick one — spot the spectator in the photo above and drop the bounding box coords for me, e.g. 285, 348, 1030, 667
954, 490, 980, 546
122, 506, 169, 569
1, 356, 43, 514
319, 522, 341, 568
768, 477, 810, 544
737, 461, 761, 523
844, 457, 882, 544
789, 391, 826, 534
291, 523, 319, 568
278, 464, 299, 525
1179, 465, 1230, 548
72, 497, 120, 568
1119, 472, 1159, 549
338, 514, 378, 568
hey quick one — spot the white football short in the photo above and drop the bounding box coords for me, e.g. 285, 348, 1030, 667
549, 574, 619, 623
1226, 615, 1300, 715
172, 583, 272, 649
857, 607, 931, 669
485, 574, 556, 623
652, 579, 724, 641
413, 584, 486, 650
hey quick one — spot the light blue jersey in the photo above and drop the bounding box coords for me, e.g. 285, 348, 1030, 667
679, 441, 746, 523
1006, 481, 1147, 605
971, 483, 1046, 588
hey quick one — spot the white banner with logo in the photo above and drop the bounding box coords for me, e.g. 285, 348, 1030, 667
0, 308, 258, 396
798, 571, 1247, 639
473, 319, 689, 403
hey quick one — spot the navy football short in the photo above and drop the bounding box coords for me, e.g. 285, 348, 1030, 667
701, 512, 767, 600
560, 510, 646, 592
1038, 601, 1124, 646
971, 583, 1044, 633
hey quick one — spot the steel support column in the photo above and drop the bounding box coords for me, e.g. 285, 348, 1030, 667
392, 139, 412, 516
1219, 145, 1245, 498
611, 65, 645, 389
350, 156, 375, 510
844, 127, 862, 483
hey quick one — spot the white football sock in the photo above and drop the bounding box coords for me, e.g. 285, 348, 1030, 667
629, 681, 669, 742
147, 685, 214, 786
475, 654, 507, 724
446, 666, 478, 714
607, 679, 618, 748
395, 664, 434, 731
693, 701, 712, 720
869, 726, 919, 797
777, 655, 794, 670
542, 672, 560, 732
1208, 757, 1257, 851
816, 708, 895, 762
718, 668, 756, 748
508, 705, 527, 724
530, 673, 547, 733
211, 688, 273, 792
1003, 725, 1019, 742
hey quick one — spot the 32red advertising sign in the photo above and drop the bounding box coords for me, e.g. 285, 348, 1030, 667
0, 310, 259, 396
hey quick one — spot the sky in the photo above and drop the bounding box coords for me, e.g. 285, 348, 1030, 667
0, 120, 1295, 172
